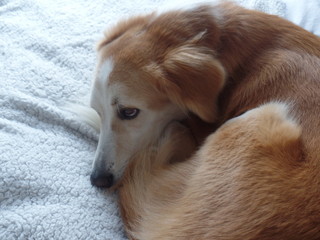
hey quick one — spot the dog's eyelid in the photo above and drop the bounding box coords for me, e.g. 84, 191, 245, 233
116, 103, 137, 110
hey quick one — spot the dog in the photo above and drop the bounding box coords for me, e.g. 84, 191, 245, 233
87, 2, 320, 239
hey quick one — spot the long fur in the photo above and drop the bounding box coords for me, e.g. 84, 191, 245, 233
120, 103, 311, 240
89, 2, 320, 239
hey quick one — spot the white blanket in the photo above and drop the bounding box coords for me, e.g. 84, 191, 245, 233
1, 0, 319, 239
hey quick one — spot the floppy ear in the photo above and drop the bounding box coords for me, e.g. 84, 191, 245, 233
155, 44, 225, 123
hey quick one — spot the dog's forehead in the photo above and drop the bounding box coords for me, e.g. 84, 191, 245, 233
95, 57, 134, 95
97, 56, 142, 85
96, 58, 114, 86
95, 57, 170, 110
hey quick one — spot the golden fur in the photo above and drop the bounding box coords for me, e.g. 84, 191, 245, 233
120, 103, 313, 240
91, 2, 320, 239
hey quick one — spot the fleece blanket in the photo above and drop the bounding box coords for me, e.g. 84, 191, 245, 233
1, 0, 319, 239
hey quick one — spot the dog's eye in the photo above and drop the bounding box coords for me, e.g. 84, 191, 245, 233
118, 108, 140, 120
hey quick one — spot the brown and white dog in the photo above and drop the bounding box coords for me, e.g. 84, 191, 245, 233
87, 2, 320, 239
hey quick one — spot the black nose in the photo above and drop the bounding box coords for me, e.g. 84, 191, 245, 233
90, 170, 114, 188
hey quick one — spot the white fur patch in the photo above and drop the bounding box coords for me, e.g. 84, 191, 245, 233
97, 58, 114, 85
90, 58, 114, 111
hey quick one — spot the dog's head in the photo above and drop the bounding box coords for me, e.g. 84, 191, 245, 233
90, 8, 225, 188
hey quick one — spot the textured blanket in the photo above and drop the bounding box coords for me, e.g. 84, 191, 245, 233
1, 0, 319, 239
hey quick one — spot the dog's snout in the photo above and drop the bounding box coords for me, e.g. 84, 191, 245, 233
90, 170, 114, 188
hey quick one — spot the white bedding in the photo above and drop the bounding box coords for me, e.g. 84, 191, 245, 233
1, 0, 319, 239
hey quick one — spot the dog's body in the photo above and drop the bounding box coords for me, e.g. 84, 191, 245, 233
88, 2, 320, 239
120, 103, 314, 240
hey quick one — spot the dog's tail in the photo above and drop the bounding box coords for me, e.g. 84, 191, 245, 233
64, 103, 101, 132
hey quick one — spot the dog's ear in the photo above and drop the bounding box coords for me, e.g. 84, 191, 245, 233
150, 45, 225, 123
